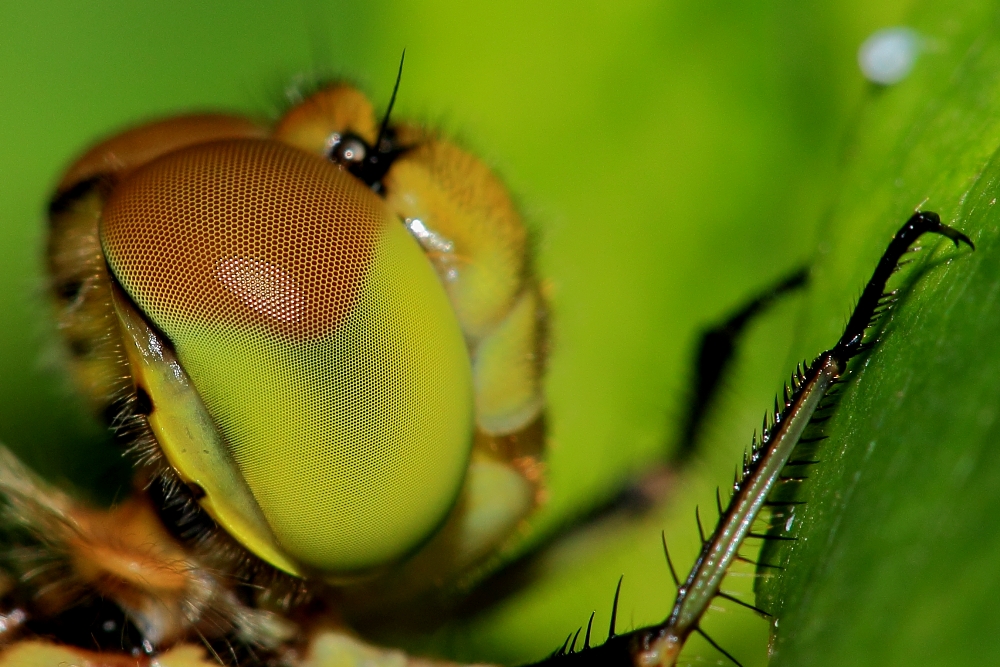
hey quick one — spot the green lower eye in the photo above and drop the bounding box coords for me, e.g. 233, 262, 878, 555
101, 139, 474, 576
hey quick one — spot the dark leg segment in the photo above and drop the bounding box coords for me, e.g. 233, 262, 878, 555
676, 267, 807, 462
833, 211, 972, 358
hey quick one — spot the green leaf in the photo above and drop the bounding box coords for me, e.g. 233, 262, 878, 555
757, 3, 1000, 664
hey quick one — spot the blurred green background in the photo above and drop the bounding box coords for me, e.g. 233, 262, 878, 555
0, 1, 946, 665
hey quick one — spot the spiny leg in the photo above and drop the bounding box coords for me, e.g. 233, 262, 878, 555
525, 211, 972, 667
648, 211, 973, 665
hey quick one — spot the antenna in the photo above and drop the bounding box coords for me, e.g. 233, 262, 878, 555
375, 49, 406, 153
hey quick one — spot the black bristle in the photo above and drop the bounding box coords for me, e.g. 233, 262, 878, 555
748, 532, 797, 541
555, 633, 572, 657
608, 576, 623, 639
569, 627, 582, 654
716, 591, 772, 618
695, 627, 744, 667
661, 532, 680, 588
734, 553, 784, 570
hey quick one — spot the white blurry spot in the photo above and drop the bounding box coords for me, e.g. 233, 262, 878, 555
406, 217, 461, 283
0, 608, 25, 633
216, 256, 304, 323
406, 217, 454, 253
858, 27, 921, 85
146, 331, 163, 360
169, 361, 185, 383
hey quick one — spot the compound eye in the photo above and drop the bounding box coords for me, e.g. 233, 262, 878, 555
100, 139, 474, 576
325, 132, 369, 167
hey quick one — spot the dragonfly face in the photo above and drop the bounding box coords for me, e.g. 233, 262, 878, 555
5, 81, 548, 663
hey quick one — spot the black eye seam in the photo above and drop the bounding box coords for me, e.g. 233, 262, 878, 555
133, 386, 154, 416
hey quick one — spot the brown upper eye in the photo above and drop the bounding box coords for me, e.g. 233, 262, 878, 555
100, 138, 384, 342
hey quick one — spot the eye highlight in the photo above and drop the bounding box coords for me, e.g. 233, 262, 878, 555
101, 138, 475, 576
326, 132, 368, 166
